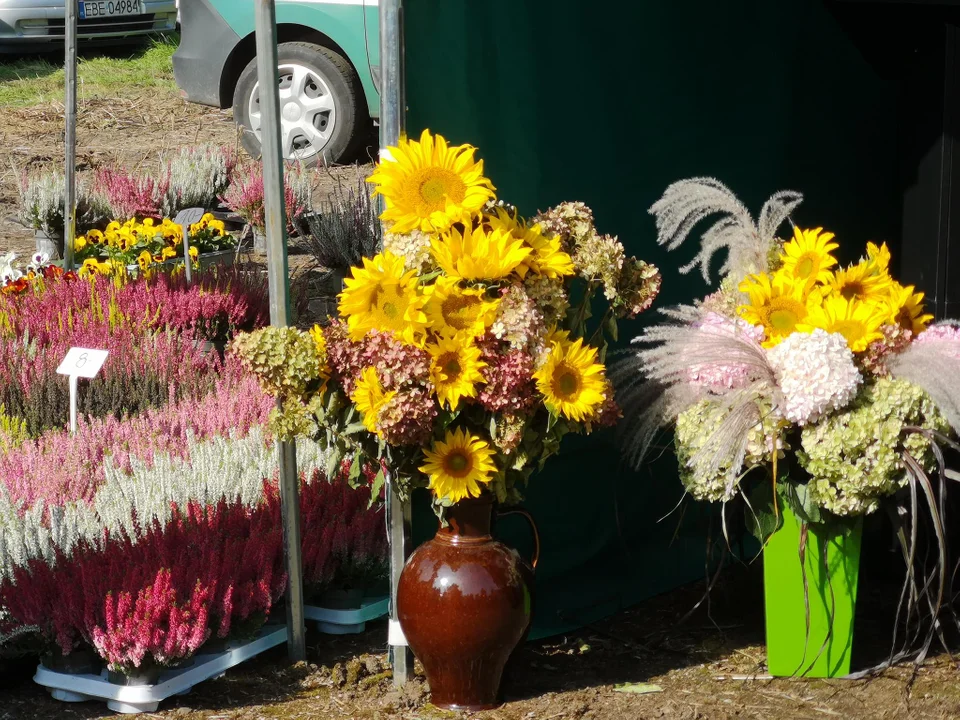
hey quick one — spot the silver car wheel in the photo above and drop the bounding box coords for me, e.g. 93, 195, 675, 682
248, 62, 337, 161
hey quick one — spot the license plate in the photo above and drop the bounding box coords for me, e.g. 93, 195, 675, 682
78, 0, 144, 19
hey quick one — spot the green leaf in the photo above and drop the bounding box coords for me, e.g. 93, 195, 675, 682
489, 415, 498, 439
348, 456, 362, 483
613, 683, 662, 695
546, 411, 558, 433
744, 479, 782, 544
370, 468, 386, 505
604, 313, 619, 342
781, 482, 821, 525
343, 422, 369, 436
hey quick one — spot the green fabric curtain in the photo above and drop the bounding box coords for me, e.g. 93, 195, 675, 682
403, 0, 900, 638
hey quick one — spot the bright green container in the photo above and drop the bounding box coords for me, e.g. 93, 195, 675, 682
763, 503, 863, 678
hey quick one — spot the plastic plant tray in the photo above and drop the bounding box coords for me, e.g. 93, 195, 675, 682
33, 624, 287, 714
304, 595, 389, 635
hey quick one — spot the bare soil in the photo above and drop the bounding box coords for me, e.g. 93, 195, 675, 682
1, 570, 959, 720
0, 89, 377, 260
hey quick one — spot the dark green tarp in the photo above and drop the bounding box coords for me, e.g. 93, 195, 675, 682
404, 0, 901, 639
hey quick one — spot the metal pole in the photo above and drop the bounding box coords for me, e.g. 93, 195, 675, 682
254, 0, 306, 663
63, 0, 77, 269
379, 0, 414, 686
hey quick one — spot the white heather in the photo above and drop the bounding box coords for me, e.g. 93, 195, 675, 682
0, 428, 330, 581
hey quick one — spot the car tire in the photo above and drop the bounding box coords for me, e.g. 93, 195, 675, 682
232, 42, 368, 166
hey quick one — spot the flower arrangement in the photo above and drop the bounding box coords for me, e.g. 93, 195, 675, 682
616, 178, 960, 665
72, 214, 236, 275
234, 130, 661, 511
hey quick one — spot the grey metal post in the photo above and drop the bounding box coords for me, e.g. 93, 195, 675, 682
254, 0, 306, 663
379, 0, 414, 686
63, 0, 77, 269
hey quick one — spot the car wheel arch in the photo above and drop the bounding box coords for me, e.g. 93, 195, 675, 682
218, 24, 362, 111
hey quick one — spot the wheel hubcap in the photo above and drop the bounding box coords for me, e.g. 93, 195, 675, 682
248, 62, 337, 161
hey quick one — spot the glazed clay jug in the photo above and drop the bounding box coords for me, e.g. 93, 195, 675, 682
396, 495, 538, 711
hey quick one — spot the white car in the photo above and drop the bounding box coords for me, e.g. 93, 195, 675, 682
0, 0, 177, 52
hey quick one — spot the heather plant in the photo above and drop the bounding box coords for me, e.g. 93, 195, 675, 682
17, 168, 109, 236
294, 170, 382, 275
95, 166, 170, 220
219, 162, 310, 233
162, 144, 237, 216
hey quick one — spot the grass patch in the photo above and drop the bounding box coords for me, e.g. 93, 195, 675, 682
0, 33, 178, 108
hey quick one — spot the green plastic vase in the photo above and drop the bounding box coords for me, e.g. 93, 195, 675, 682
763, 502, 863, 678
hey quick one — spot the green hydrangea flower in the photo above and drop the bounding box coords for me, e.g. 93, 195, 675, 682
798, 378, 949, 516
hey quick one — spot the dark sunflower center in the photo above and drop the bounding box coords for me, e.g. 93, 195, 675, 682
840, 282, 865, 301
444, 450, 472, 477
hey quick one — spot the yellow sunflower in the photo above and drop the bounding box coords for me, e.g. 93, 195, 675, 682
431, 225, 531, 281
826, 259, 893, 304
486, 208, 574, 279
427, 335, 487, 410
534, 336, 607, 422
367, 129, 496, 234
779, 226, 839, 291
866, 241, 891, 272
419, 427, 497, 502
424, 276, 499, 339
338, 251, 428, 345
737, 271, 818, 347
350, 367, 396, 437
798, 295, 887, 352
886, 282, 933, 335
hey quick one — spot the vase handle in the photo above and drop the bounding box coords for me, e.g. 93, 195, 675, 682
497, 508, 540, 570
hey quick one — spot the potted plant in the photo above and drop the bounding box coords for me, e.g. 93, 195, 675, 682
17, 169, 108, 258
234, 129, 662, 710
220, 163, 310, 252
616, 178, 960, 678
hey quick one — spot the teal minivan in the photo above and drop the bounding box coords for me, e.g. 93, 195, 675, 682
173, 0, 379, 164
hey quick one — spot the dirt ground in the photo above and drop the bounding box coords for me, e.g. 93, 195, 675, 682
1, 568, 958, 720
1, 61, 959, 720
0, 90, 376, 261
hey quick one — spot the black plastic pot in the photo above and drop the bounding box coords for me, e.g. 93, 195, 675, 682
40, 645, 102, 675
107, 664, 163, 686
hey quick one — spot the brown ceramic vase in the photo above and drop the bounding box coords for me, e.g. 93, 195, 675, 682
396, 495, 538, 711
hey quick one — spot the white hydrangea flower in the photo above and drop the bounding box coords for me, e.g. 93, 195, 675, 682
767, 329, 861, 425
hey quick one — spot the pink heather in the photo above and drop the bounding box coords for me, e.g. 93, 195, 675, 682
0, 358, 273, 507
96, 167, 169, 220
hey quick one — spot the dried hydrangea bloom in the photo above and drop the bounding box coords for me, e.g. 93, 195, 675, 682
572, 233, 625, 300
492, 412, 527, 454
532, 201, 595, 253
376, 386, 437, 446
522, 274, 569, 331
766, 328, 862, 425
616, 257, 662, 318
477, 338, 537, 414
383, 229, 435, 273
860, 323, 913, 377
490, 283, 547, 356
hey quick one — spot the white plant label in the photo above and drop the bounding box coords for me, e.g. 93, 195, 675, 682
57, 347, 108, 379
57, 347, 108, 434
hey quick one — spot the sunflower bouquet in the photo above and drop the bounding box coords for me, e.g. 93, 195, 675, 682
234, 129, 661, 511
73, 214, 235, 277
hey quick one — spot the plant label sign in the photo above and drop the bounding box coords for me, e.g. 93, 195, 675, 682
57, 347, 108, 379
174, 207, 205, 284
57, 347, 108, 434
